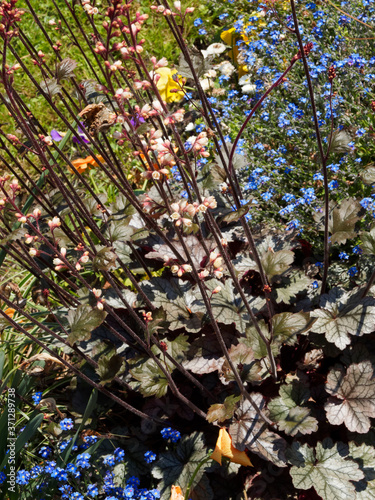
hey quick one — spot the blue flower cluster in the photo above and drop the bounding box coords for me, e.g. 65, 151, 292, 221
160, 427, 181, 442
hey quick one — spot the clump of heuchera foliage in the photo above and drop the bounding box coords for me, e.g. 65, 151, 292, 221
1, 0, 375, 498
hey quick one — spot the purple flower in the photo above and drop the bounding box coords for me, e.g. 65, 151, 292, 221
72, 124, 90, 144
129, 114, 146, 128
51, 129, 64, 141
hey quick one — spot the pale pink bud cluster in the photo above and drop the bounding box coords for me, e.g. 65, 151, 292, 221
106, 60, 123, 72
48, 217, 61, 231
171, 264, 192, 277
16, 213, 27, 224
188, 132, 210, 157
115, 88, 133, 100
82, 0, 98, 15
164, 108, 185, 126
92, 288, 105, 310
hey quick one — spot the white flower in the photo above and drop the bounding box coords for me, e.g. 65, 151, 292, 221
241, 84, 257, 94
205, 43, 227, 56
203, 69, 217, 79
215, 61, 235, 77
185, 122, 195, 132
199, 78, 213, 91
239, 74, 251, 86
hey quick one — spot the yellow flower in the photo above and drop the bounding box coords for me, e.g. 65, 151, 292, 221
155, 67, 185, 103
70, 155, 105, 174
170, 485, 184, 500
211, 428, 253, 467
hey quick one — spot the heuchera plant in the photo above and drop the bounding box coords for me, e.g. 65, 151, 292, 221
1, 0, 375, 498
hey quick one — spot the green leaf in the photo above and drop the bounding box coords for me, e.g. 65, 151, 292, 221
130, 357, 169, 397
0, 227, 27, 246
0, 351, 5, 379
348, 442, 375, 500
220, 343, 270, 385
261, 249, 294, 280
192, 278, 265, 332
361, 227, 375, 255
233, 248, 294, 281
272, 312, 311, 346
152, 432, 209, 500
273, 270, 312, 304
96, 350, 123, 385
67, 305, 107, 344
222, 202, 251, 223
310, 287, 375, 349
287, 438, 364, 500
206, 395, 241, 424
229, 395, 287, 467
314, 198, 363, 245
267, 381, 318, 436
182, 330, 236, 375
140, 278, 202, 333
241, 320, 271, 359
151, 334, 189, 367
325, 361, 375, 434
103, 288, 137, 309
93, 247, 117, 271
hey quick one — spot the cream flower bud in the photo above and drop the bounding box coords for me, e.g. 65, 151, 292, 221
171, 265, 179, 274
171, 212, 180, 221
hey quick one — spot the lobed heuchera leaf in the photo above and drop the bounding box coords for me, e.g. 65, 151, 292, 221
182, 329, 236, 375
314, 198, 363, 245
348, 442, 375, 500
192, 278, 265, 332
310, 287, 375, 349
67, 304, 107, 344
229, 395, 287, 467
95, 350, 123, 385
267, 381, 318, 436
233, 249, 294, 281
220, 343, 270, 385
152, 432, 209, 500
151, 334, 189, 367
241, 312, 310, 362
287, 438, 364, 500
93, 247, 117, 271
360, 165, 375, 185
206, 395, 241, 424
273, 270, 312, 304
129, 357, 169, 398
145, 235, 214, 269
325, 361, 375, 434
361, 227, 375, 255
140, 278, 202, 333
55, 58, 77, 81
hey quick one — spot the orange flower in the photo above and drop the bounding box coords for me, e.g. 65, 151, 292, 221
70, 155, 105, 174
211, 428, 253, 467
4, 307, 15, 318
170, 485, 184, 500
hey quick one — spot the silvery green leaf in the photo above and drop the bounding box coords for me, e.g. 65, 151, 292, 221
360, 165, 375, 185
325, 361, 375, 434
348, 442, 375, 500
192, 278, 265, 332
288, 438, 364, 500
309, 288, 375, 349
229, 395, 287, 467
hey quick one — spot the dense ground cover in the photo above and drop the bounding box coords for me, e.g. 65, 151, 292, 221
1, 0, 375, 499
